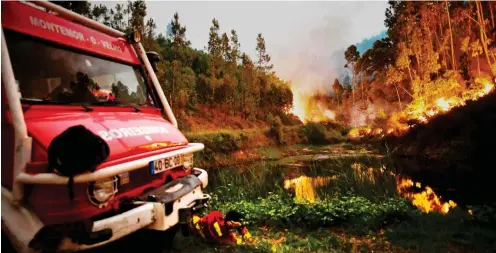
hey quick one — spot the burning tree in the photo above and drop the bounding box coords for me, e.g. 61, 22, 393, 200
338, 0, 496, 137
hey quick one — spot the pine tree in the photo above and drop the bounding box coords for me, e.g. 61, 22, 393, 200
255, 33, 273, 73
344, 45, 360, 106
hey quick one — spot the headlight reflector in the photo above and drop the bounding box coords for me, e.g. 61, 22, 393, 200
183, 153, 194, 169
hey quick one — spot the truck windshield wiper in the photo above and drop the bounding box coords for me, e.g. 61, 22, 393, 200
130, 105, 141, 113
81, 104, 93, 112
21, 98, 58, 104
21, 98, 68, 112
21, 99, 94, 112
89, 101, 141, 112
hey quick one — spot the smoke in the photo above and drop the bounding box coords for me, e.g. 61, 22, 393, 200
349, 103, 377, 127
274, 15, 351, 97
270, 2, 388, 97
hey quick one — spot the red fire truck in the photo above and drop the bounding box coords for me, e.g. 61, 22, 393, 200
1, 1, 210, 252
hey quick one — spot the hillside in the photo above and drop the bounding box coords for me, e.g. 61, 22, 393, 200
385, 90, 496, 205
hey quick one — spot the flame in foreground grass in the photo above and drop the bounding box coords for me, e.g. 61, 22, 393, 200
396, 178, 457, 214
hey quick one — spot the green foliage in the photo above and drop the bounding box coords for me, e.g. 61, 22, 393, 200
267, 114, 290, 145
61, 1, 293, 124
256, 33, 273, 73
212, 133, 242, 152
386, 208, 496, 253
300, 123, 345, 145
188, 131, 242, 153
213, 192, 412, 231
199, 148, 496, 253
301, 123, 327, 144
51, 1, 92, 17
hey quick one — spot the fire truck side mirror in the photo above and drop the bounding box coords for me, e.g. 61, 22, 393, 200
146, 51, 161, 72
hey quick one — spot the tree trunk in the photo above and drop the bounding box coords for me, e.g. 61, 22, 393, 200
171, 60, 176, 110
399, 85, 414, 98
479, 1, 496, 63
446, 0, 456, 71
351, 64, 355, 107
407, 64, 414, 82
438, 20, 449, 70
433, 29, 447, 71
362, 82, 364, 101
232, 89, 235, 116
490, 1, 495, 29
394, 83, 402, 111
241, 89, 245, 119
477, 56, 480, 76
476, 0, 493, 69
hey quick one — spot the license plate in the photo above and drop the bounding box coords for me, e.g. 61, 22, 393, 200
149, 154, 183, 175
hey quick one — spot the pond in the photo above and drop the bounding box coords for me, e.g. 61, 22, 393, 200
205, 149, 396, 206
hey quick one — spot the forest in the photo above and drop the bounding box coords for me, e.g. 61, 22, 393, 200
42, 2, 496, 253
51, 1, 496, 134
331, 0, 495, 134
52, 0, 296, 131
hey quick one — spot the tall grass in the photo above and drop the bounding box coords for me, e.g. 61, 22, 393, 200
206, 155, 397, 202
202, 154, 407, 233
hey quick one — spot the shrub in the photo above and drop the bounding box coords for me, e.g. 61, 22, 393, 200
212, 133, 241, 152
279, 112, 303, 126
212, 192, 413, 230
300, 123, 345, 145
340, 127, 352, 136
301, 123, 327, 144
325, 128, 346, 143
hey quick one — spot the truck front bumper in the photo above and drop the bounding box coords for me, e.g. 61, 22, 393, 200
54, 168, 210, 252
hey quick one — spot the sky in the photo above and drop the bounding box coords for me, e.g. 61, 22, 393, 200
98, 1, 389, 95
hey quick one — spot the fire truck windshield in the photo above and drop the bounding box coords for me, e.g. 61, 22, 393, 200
5, 30, 154, 108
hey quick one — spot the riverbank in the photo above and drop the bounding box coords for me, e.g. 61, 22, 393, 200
166, 143, 496, 253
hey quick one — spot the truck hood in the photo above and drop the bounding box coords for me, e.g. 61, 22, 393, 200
25, 110, 188, 161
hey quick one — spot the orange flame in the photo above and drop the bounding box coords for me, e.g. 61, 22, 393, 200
348, 78, 495, 139
436, 98, 451, 112
288, 89, 307, 122
287, 87, 336, 123
483, 82, 494, 94
396, 177, 457, 214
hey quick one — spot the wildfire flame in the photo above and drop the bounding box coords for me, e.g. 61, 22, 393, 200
288, 87, 336, 123
436, 98, 451, 112
396, 178, 457, 214
348, 78, 495, 140
289, 89, 307, 122
483, 83, 493, 94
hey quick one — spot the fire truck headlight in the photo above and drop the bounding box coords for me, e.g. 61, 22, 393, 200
183, 153, 194, 169
88, 177, 118, 207
127, 30, 141, 43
